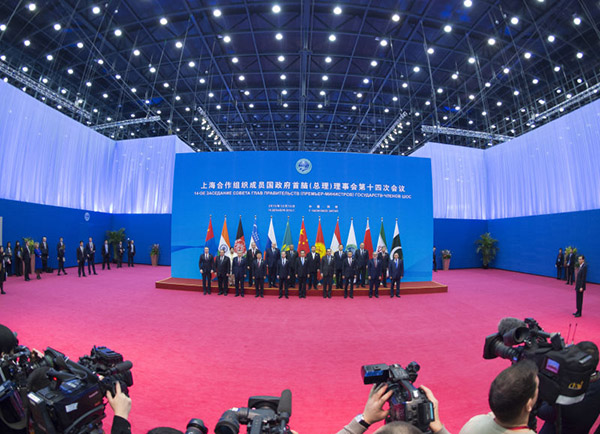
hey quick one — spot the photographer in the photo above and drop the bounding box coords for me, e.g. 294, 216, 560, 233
106, 382, 132, 434
0, 324, 26, 434
336, 384, 449, 434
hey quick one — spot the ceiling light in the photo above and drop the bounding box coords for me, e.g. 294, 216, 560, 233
503, 67, 510, 74
443, 25, 452, 33
325, 56, 332, 63
363, 78, 370, 84
97, 59, 104, 65
513, 90, 520, 95
379, 39, 388, 46
278, 55, 285, 62
532, 78, 539, 84
554, 66, 560, 72
576, 52, 583, 59
468, 56, 475, 64
199, 78, 205, 84
223, 35, 231, 43
352, 105, 357, 110
392, 96, 398, 101
115, 74, 121, 79
216, 105, 221, 110
319, 90, 326, 96
213, 9, 222, 17
318, 103, 323, 109
329, 34, 336, 42
244, 90, 250, 96
392, 14, 400, 22
60, 88, 67, 94
208, 92, 214, 97
133, 49, 140, 56
282, 89, 288, 95
275, 32, 283, 40
425, 100, 431, 105
413, 66, 420, 72
463, 0, 472, 6
510, 17, 519, 25
160, 17, 168, 25
22, 66, 29, 72
163, 82, 169, 88
496, 101, 502, 106
67, 68, 74, 74
547, 35, 555, 42
149, 66, 156, 73
333, 6, 342, 14
573, 17, 581, 26
402, 82, 408, 88
27, 3, 36, 11
370, 60, 378, 67
280, 74, 286, 80
482, 111, 487, 116
238, 75, 245, 81
488, 38, 496, 45
524, 52, 532, 59
23, 40, 31, 47
427, 47, 434, 54
272, 4, 281, 13
175, 41, 183, 48
92, 6, 101, 14
485, 82, 491, 87
114, 29, 122, 36
283, 103, 288, 108
356, 93, 363, 99
455, 106, 460, 111
249, 103, 254, 108
0, 24, 6, 32
53, 23, 61, 31
86, 81, 92, 87
538, 99, 545, 105
232, 57, 239, 63
322, 75, 329, 81
437, 87, 443, 94
46, 54, 53, 61
77, 42, 84, 48
451, 73, 458, 80
102, 93, 108, 98
175, 95, 181, 101
188, 61, 195, 67
468, 94, 475, 100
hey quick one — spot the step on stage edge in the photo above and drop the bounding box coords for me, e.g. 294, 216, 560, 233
155, 278, 448, 296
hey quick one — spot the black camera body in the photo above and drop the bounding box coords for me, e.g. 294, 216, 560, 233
215, 390, 292, 434
362, 363, 434, 433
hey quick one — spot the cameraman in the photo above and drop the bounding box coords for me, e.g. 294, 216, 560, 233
106, 382, 132, 434
336, 383, 449, 434
0, 324, 26, 434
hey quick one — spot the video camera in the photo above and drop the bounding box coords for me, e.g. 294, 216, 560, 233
361, 362, 434, 433
215, 389, 292, 434
483, 317, 597, 406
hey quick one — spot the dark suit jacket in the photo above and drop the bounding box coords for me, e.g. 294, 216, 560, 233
356, 249, 369, 268
232, 256, 247, 278
566, 253, 576, 269
389, 259, 404, 279
118, 245, 125, 258
277, 258, 291, 279
40, 241, 49, 258
296, 257, 310, 277
308, 252, 320, 272
265, 247, 280, 268
214, 255, 230, 276
334, 251, 346, 270
102, 244, 110, 259
379, 252, 390, 269
342, 257, 356, 278
57, 242, 65, 259
22, 245, 31, 261
246, 249, 259, 269
556, 252, 564, 266
199, 253, 214, 273
128, 244, 136, 257
253, 259, 267, 279
287, 250, 298, 271
321, 255, 335, 277
575, 263, 587, 291
85, 242, 96, 258
368, 258, 383, 279
76, 246, 86, 262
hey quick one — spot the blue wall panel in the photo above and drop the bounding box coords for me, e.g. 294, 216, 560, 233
433, 219, 488, 269
111, 214, 171, 266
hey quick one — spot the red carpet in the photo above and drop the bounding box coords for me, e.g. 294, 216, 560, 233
1, 266, 599, 433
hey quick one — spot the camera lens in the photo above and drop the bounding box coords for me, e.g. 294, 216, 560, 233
214, 410, 240, 434
185, 418, 208, 434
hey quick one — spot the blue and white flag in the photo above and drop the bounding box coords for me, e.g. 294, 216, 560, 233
248, 217, 262, 251
266, 216, 277, 250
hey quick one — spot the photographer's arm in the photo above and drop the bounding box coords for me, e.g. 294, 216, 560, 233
336, 384, 394, 434
420, 385, 451, 434
107, 382, 132, 434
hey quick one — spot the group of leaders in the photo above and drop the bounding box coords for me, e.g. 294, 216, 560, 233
198, 242, 404, 299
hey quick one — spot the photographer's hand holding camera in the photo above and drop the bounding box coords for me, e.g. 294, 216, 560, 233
107, 381, 132, 434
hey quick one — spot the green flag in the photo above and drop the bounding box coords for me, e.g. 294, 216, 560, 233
282, 220, 293, 251
376, 219, 387, 253
390, 219, 403, 260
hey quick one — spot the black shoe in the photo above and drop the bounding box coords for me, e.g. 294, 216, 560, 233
261, 295, 264, 298
285, 296, 289, 299
396, 294, 401, 298
279, 296, 283, 299
255, 295, 260, 298
344, 295, 347, 299
350, 295, 354, 299
241, 294, 245, 297
235, 294, 240, 297
94, 273, 98, 275
369, 295, 372, 298
574, 314, 581, 317
64, 272, 68, 275
375, 295, 379, 298
1, 291, 5, 294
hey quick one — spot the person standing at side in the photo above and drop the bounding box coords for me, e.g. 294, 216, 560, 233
232, 251, 246, 297
379, 246, 390, 288
389, 252, 404, 298
214, 249, 230, 296
356, 243, 369, 288
0, 246, 6, 294
308, 245, 320, 290
86, 237, 97, 275
4, 242, 12, 276
334, 244, 346, 289
573, 255, 587, 317
56, 238, 67, 275
433, 246, 437, 272
101, 240, 111, 270
555, 248, 564, 280
566, 249, 576, 285
368, 254, 382, 298
34, 242, 43, 280
296, 250, 310, 299
40, 236, 49, 273
277, 251, 290, 299
77, 241, 86, 277
246, 242, 258, 287
320, 249, 334, 299
342, 250, 356, 299
253, 252, 266, 298
14, 241, 23, 277
22, 242, 31, 281
198, 247, 214, 295
117, 241, 124, 268
127, 240, 136, 267
287, 244, 298, 288
265, 243, 280, 288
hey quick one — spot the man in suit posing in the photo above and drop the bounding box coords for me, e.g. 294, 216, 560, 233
127, 240, 136, 267
277, 251, 290, 299
265, 243, 280, 288
573, 255, 587, 317
253, 252, 267, 298
296, 250, 310, 299
368, 254, 383, 298
56, 238, 67, 275
40, 236, 49, 272
232, 251, 247, 297
555, 248, 564, 280
102, 240, 111, 270
566, 250, 576, 285
86, 237, 97, 275
334, 244, 346, 289
342, 250, 356, 299
22, 242, 31, 281
246, 242, 259, 286
198, 247, 214, 295
379, 246, 390, 288
308, 245, 320, 290
355, 243, 369, 288
117, 241, 124, 268
77, 241, 86, 277
214, 249, 231, 295
287, 244, 298, 288
388, 252, 404, 298
321, 249, 334, 299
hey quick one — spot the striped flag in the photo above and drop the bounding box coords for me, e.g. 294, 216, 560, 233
376, 219, 387, 253
363, 218, 374, 259
267, 216, 277, 250
248, 216, 261, 251
234, 216, 246, 254
390, 219, 403, 260
205, 216, 217, 256
282, 219, 293, 251
218, 216, 231, 256
330, 217, 342, 251
346, 219, 357, 253
314, 217, 326, 257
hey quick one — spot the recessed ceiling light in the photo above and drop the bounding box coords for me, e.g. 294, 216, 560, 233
392, 14, 400, 22
503, 67, 510, 74
576, 52, 583, 59
275, 32, 283, 40
283, 103, 288, 108
319, 90, 326, 96
208, 92, 214, 98
232, 57, 239, 63
357, 93, 363, 98
77, 42, 84, 48
114, 29, 122, 36
149, 66, 156, 73
380, 39, 388, 46
23, 40, 31, 47
160, 17, 168, 25
325, 56, 332, 63
488, 37, 496, 45
103, 93, 108, 98
333, 6, 342, 15
427, 47, 434, 54
0, 24, 6, 32
322, 75, 328, 81
392, 96, 398, 101
278, 55, 285, 62
532, 78, 539, 84
363, 78, 369, 84
282, 89, 288, 95
133, 49, 141, 56
329, 34, 336, 42
547, 35, 555, 42
213, 9, 222, 17
27, 3, 36, 12
413, 66, 420, 72
199, 78, 205, 84
573, 16, 581, 25
67, 68, 74, 74
272, 4, 281, 13
188, 61, 195, 67
163, 82, 169, 88
554, 65, 560, 72
86, 81, 92, 87
53, 23, 61, 31
510, 17, 519, 25
249, 103, 254, 108
280, 74, 286, 80
370, 60, 378, 67
524, 52, 532, 59
468, 56, 476, 64
92, 6, 101, 14
46, 54, 53, 61
463, 0, 472, 6
513, 90, 520, 96
443, 25, 452, 33
175, 41, 183, 48
238, 75, 245, 81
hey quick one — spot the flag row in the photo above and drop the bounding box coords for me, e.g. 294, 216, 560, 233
203, 216, 403, 260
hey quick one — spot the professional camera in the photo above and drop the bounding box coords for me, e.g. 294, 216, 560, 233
483, 317, 597, 406
185, 418, 208, 434
361, 363, 434, 433
27, 346, 133, 434
214, 389, 292, 434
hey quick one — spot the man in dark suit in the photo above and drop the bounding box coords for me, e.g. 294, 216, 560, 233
22, 242, 31, 281
368, 254, 383, 298
334, 244, 346, 289
265, 243, 280, 288
253, 252, 267, 298
277, 251, 290, 299
40, 236, 49, 272
566, 250, 576, 285
379, 246, 390, 287
101, 240, 111, 270
555, 248, 564, 280
127, 240, 136, 267
433, 246, 437, 272
573, 255, 587, 317
85, 237, 97, 275
214, 249, 230, 295
389, 252, 404, 298
77, 241, 86, 277
232, 252, 247, 297
246, 242, 259, 286
198, 247, 214, 295
342, 250, 356, 299
308, 246, 320, 290
117, 241, 124, 268
57, 238, 67, 275
355, 243, 369, 288
320, 249, 334, 299
14, 241, 23, 277
287, 244, 298, 288
296, 250, 310, 298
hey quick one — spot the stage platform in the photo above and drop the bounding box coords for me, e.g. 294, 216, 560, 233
155, 277, 448, 295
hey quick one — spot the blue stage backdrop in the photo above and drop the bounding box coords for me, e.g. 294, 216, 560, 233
171, 152, 433, 282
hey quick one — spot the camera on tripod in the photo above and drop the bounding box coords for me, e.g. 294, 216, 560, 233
361, 362, 434, 433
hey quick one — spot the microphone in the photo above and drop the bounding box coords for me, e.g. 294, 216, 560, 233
277, 389, 292, 422
109, 360, 133, 374
498, 317, 528, 346
497, 317, 527, 335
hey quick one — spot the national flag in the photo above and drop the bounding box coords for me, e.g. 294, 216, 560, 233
204, 216, 217, 256
248, 216, 261, 251
218, 216, 231, 256
314, 217, 326, 258
376, 219, 387, 253
390, 218, 403, 260
298, 218, 310, 254
330, 217, 342, 252
234, 216, 247, 254
345, 219, 358, 253
363, 218, 374, 259
267, 216, 277, 250
282, 219, 293, 251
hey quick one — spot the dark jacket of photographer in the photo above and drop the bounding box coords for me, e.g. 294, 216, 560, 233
111, 416, 131, 434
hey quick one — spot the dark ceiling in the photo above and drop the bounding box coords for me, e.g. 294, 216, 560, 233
1, 0, 599, 154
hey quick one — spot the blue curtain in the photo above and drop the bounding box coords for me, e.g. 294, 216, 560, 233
0, 81, 191, 214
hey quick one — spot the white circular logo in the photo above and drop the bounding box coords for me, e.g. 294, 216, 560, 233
84, 212, 90, 222
296, 158, 312, 175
